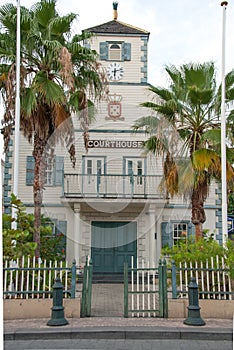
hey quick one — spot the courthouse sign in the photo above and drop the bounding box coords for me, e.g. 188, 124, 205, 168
88, 140, 143, 149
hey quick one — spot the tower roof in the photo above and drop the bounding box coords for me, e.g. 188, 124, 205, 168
84, 20, 150, 36
83, 2, 149, 37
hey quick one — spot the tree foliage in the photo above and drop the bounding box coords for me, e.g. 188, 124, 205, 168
0, 0, 108, 256
3, 194, 66, 261
134, 62, 234, 240
161, 234, 234, 279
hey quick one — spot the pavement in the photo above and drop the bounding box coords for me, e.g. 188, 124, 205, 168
3, 283, 234, 342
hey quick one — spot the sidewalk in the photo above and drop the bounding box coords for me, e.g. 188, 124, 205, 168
4, 317, 233, 341
4, 283, 234, 341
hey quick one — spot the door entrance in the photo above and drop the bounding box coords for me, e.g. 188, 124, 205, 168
124, 158, 145, 196
91, 221, 137, 274
83, 157, 105, 196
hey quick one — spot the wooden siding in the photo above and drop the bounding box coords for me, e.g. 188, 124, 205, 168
89, 35, 147, 83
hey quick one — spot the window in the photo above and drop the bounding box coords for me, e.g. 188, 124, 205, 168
161, 221, 193, 248
109, 43, 121, 60
44, 157, 54, 186
99, 42, 131, 61
173, 223, 188, 245
137, 160, 143, 185
26, 156, 64, 186
87, 159, 92, 175
124, 158, 145, 185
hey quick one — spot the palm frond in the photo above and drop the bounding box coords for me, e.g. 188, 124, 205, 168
31, 0, 57, 29
21, 87, 37, 116
49, 14, 77, 37
33, 71, 65, 104
132, 116, 159, 133
192, 148, 221, 175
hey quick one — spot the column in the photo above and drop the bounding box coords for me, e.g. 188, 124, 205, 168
73, 204, 81, 266
148, 204, 156, 267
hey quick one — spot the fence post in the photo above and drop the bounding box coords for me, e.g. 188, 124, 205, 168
184, 277, 205, 326
162, 259, 168, 318
81, 259, 88, 317
47, 277, 69, 326
86, 258, 93, 317
158, 259, 164, 317
70, 259, 76, 298
171, 260, 177, 299
124, 262, 129, 318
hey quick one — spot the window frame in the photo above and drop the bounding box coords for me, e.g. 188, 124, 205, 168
172, 222, 188, 245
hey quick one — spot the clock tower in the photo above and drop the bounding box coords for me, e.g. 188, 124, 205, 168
83, 2, 150, 124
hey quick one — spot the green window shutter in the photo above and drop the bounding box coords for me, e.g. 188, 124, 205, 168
53, 156, 64, 186
56, 220, 67, 256
56, 220, 67, 235
122, 42, 131, 61
26, 156, 34, 185
161, 222, 173, 248
188, 222, 195, 240
99, 42, 108, 60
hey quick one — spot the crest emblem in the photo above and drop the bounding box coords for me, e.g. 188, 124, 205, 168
106, 94, 124, 120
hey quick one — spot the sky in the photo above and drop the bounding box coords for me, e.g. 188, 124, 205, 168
0, 0, 233, 156
0, 0, 233, 87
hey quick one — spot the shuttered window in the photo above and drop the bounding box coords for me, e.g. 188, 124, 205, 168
26, 156, 64, 186
161, 221, 194, 248
45, 219, 67, 258
99, 41, 131, 61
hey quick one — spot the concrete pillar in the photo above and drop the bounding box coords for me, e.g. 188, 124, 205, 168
73, 204, 81, 266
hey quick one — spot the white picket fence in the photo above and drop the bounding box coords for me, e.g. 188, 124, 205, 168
174, 256, 233, 300
3, 256, 75, 299
123, 257, 169, 318
130, 257, 160, 317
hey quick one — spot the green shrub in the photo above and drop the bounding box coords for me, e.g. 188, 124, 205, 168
3, 194, 66, 261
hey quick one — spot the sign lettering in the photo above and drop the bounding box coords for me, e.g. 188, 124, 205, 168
88, 140, 143, 149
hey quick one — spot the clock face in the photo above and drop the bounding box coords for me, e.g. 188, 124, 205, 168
106, 62, 124, 81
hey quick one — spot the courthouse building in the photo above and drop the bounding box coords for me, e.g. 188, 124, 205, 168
3, 4, 221, 274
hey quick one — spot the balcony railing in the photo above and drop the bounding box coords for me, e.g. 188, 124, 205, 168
63, 174, 164, 199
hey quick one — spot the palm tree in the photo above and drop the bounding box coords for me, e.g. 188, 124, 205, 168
0, 0, 108, 257
134, 62, 234, 241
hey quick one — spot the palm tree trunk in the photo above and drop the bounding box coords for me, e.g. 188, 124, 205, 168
191, 183, 207, 241
33, 133, 46, 258
194, 223, 203, 242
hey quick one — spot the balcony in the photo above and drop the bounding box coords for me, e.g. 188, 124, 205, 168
63, 174, 164, 199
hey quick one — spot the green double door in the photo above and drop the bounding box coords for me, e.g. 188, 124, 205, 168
91, 221, 137, 273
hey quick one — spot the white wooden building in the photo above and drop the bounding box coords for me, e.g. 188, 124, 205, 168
3, 4, 221, 274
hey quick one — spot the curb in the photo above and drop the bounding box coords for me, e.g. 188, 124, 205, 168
4, 327, 233, 341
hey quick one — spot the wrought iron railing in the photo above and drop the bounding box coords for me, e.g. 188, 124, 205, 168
63, 173, 164, 198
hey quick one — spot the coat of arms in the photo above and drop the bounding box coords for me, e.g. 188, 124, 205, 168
106, 94, 124, 120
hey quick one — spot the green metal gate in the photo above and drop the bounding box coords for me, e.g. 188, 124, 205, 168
124, 259, 168, 318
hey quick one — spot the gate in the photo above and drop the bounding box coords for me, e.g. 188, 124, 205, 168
124, 259, 168, 318
80, 257, 93, 317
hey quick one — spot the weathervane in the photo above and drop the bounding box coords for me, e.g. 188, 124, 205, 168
113, 1, 118, 20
